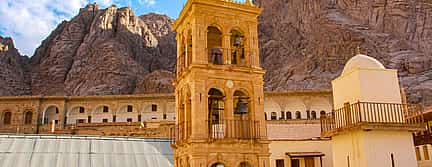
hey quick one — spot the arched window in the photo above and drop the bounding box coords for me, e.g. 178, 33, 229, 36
311, 111, 317, 119
271, 112, 277, 120
306, 110, 311, 119
24, 112, 32, 124
3, 112, 11, 125
295, 111, 301, 119
208, 88, 225, 125
44, 106, 59, 124
320, 110, 326, 118
286, 111, 292, 119
207, 26, 223, 65
230, 29, 245, 65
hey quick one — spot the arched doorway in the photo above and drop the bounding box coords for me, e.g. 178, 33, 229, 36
208, 88, 225, 139
43, 106, 59, 124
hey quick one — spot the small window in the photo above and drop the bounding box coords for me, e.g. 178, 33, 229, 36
79, 107, 85, 113
113, 115, 117, 122
311, 111, 317, 119
3, 112, 11, 125
152, 117, 157, 120
291, 159, 300, 167
103, 106, 109, 113
88, 116, 91, 123
55, 108, 59, 114
280, 111, 285, 120
102, 119, 108, 123
286, 111, 292, 119
24, 112, 32, 124
77, 119, 85, 124
152, 104, 157, 112
163, 114, 167, 120
276, 159, 284, 167
320, 110, 326, 118
54, 120, 59, 124
271, 112, 277, 120
127, 105, 133, 112
416, 147, 421, 160
295, 111, 301, 119
264, 113, 267, 120
306, 110, 311, 119
138, 114, 142, 122
127, 118, 133, 122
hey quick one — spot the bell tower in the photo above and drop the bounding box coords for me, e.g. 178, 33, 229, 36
172, 0, 270, 166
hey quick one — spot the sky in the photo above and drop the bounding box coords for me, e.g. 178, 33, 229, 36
0, 0, 188, 56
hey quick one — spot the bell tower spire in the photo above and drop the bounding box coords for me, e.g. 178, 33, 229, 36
172, 0, 270, 166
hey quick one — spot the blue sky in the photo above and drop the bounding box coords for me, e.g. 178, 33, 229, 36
0, 0, 188, 56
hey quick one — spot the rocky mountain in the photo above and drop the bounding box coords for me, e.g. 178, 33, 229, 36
256, 0, 432, 106
1, 1, 431, 106
29, 4, 176, 96
0, 36, 30, 96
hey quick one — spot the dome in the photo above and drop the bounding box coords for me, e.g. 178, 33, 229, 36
342, 54, 385, 75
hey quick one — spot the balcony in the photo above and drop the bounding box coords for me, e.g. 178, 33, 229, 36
320, 102, 425, 137
170, 119, 265, 144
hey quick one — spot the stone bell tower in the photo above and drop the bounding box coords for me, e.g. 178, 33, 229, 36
171, 0, 270, 166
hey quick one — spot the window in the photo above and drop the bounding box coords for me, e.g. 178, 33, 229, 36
424, 145, 430, 160
311, 111, 317, 119
416, 147, 421, 160
3, 112, 11, 125
54, 120, 59, 124
295, 111, 301, 119
102, 119, 108, 123
113, 115, 116, 122
55, 108, 59, 114
264, 113, 267, 120
276, 159, 284, 167
138, 114, 142, 122
103, 106, 109, 113
77, 119, 85, 124
127, 105, 133, 112
320, 110, 326, 118
286, 111, 292, 119
291, 159, 300, 167
271, 112, 277, 120
280, 111, 285, 120
24, 112, 32, 124
207, 26, 223, 65
127, 118, 133, 122
152, 104, 157, 112
88, 116, 91, 123
163, 114, 167, 119
79, 107, 85, 113
306, 110, 311, 119
152, 117, 157, 120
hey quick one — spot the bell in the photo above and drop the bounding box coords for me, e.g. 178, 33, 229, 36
235, 100, 248, 114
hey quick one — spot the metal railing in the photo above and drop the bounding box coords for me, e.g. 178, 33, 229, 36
321, 102, 423, 134
170, 119, 265, 144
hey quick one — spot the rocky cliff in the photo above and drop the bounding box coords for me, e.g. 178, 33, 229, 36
29, 4, 176, 96
256, 0, 432, 106
0, 36, 30, 96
